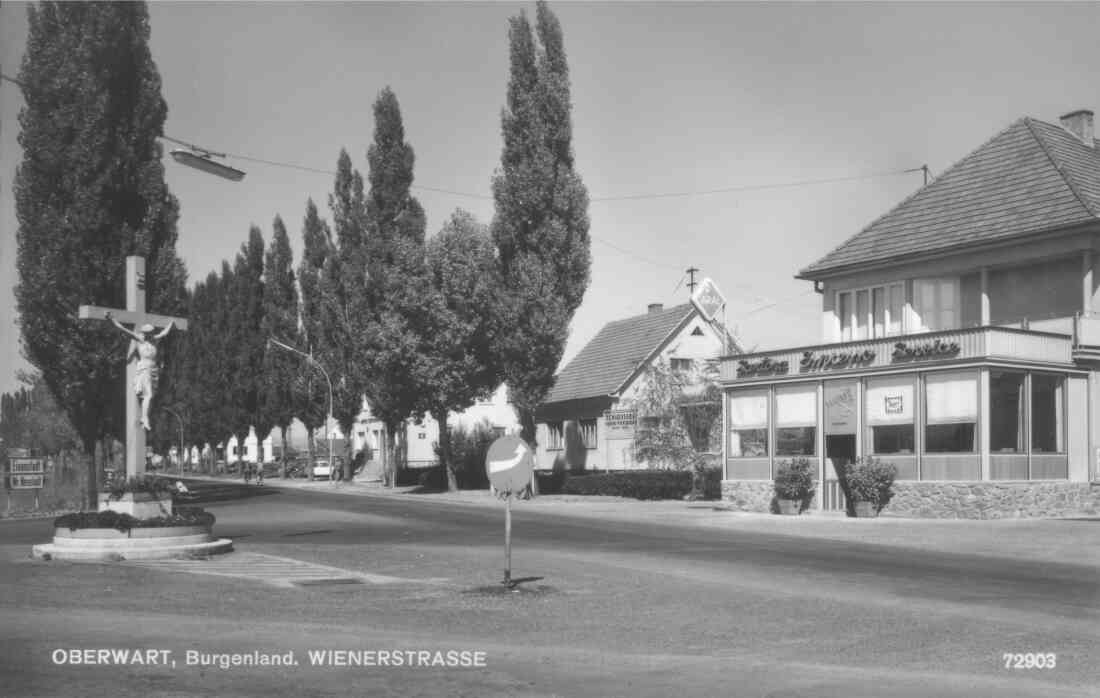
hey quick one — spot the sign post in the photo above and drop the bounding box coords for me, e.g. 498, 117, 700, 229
484, 435, 535, 588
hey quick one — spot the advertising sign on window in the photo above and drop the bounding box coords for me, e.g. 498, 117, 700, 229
824, 382, 857, 435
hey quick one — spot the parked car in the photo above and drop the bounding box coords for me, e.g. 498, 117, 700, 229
311, 456, 346, 480
311, 458, 333, 480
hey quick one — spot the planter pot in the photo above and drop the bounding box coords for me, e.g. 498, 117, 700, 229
777, 498, 802, 515
853, 501, 879, 518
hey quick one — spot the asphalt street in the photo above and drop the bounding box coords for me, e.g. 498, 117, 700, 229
0, 482, 1096, 697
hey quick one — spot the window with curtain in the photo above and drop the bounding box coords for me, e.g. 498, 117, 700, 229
866, 375, 915, 454
838, 292, 852, 341
1031, 374, 1064, 453
729, 390, 768, 457
989, 371, 1025, 453
855, 290, 869, 340
775, 384, 817, 455
924, 371, 978, 452
579, 419, 598, 449
546, 421, 564, 450
913, 278, 959, 332
887, 283, 904, 335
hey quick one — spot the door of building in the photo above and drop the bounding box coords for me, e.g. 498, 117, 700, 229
823, 381, 858, 512
824, 435, 855, 512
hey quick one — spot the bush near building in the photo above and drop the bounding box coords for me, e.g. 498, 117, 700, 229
561, 468, 722, 500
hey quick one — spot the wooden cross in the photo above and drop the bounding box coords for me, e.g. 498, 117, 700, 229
78, 256, 189, 478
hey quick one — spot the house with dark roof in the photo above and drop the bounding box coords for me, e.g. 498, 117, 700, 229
721, 109, 1100, 518
535, 302, 733, 471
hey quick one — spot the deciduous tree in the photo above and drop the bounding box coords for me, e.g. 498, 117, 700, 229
421, 210, 503, 490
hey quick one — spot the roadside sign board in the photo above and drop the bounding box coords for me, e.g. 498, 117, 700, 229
9, 458, 45, 474
485, 436, 534, 494
690, 277, 726, 323
10, 474, 44, 489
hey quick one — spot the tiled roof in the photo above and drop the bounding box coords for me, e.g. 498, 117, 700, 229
543, 303, 697, 405
799, 116, 1100, 278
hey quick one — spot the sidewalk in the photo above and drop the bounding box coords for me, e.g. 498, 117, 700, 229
198, 473, 1100, 569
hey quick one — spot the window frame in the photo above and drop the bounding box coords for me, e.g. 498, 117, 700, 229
545, 421, 564, 451
579, 418, 598, 450
912, 277, 961, 332
836, 282, 906, 341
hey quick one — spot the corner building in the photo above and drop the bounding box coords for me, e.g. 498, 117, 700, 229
721, 110, 1100, 518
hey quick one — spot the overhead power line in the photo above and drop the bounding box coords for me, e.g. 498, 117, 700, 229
161, 134, 926, 203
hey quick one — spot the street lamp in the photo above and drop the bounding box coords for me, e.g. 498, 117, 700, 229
268, 338, 335, 480
162, 406, 185, 475
161, 136, 246, 182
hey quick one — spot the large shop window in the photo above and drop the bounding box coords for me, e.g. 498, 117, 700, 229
866, 376, 915, 454
729, 390, 768, 457
989, 371, 1025, 453
837, 283, 904, 341
924, 371, 978, 453
1031, 374, 1065, 454
913, 278, 959, 332
775, 384, 817, 456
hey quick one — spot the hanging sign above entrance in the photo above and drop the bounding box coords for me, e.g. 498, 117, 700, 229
691, 278, 726, 324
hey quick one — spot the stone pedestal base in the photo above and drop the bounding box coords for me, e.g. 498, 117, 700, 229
32, 523, 232, 561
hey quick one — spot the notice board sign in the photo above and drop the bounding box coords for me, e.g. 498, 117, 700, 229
10, 474, 44, 489
10, 458, 45, 475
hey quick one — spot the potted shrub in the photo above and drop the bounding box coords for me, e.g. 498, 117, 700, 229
845, 457, 897, 517
773, 457, 815, 515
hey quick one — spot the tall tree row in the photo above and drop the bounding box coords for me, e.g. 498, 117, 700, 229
491, 1, 591, 446
13, 1, 187, 506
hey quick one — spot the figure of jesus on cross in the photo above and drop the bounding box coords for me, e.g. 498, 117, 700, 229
79, 256, 188, 478
105, 312, 173, 431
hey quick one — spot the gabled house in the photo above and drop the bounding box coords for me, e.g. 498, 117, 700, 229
721, 109, 1100, 518
535, 302, 736, 471
353, 383, 519, 471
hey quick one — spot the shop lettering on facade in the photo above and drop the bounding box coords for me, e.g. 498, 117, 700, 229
799, 349, 876, 372
891, 338, 961, 362
737, 357, 790, 377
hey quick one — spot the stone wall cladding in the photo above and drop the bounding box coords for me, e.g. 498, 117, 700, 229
722, 479, 1100, 518
884, 481, 1100, 519
721, 480, 774, 513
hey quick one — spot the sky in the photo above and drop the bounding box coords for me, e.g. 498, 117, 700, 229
3, 1, 1100, 399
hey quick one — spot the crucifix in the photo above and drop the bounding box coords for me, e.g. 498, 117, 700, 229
78, 256, 189, 479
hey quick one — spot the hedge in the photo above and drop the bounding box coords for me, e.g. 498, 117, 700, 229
560, 467, 722, 500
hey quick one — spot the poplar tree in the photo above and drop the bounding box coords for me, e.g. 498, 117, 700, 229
491, 1, 591, 445
295, 198, 333, 466
227, 227, 266, 464
359, 87, 430, 485
13, 2, 187, 505
260, 215, 299, 477
322, 150, 370, 480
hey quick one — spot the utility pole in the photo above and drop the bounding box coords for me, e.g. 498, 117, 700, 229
686, 267, 699, 295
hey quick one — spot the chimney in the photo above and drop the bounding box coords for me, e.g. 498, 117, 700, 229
647, 303, 664, 314
1060, 109, 1094, 147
